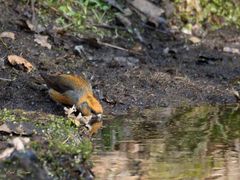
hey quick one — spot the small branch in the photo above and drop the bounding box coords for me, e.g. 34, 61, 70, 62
31, 0, 36, 26
92, 24, 127, 31
0, 77, 14, 82
0, 37, 8, 49
97, 40, 143, 55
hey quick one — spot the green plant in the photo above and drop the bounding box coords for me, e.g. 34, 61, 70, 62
39, 0, 111, 33
174, 0, 240, 30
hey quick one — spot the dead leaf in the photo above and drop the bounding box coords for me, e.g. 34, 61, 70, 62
7, 55, 34, 72
11, 137, 30, 151
0, 137, 30, 161
230, 88, 240, 102
223, 47, 240, 54
26, 20, 45, 33
26, 20, 35, 31
128, 0, 164, 26
129, 0, 164, 17
34, 34, 52, 49
189, 36, 201, 43
64, 105, 95, 127
64, 105, 77, 116
181, 26, 192, 35
64, 106, 81, 127
131, 42, 143, 52
0, 32, 15, 40
69, 117, 81, 127
0, 147, 14, 160
0, 123, 12, 134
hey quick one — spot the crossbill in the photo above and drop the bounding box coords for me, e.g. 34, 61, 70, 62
40, 73, 103, 118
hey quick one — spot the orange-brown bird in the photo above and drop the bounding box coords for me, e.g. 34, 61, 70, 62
40, 73, 103, 119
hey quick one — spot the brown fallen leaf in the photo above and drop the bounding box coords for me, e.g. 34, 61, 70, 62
223, 47, 240, 54
230, 88, 240, 102
26, 20, 45, 33
64, 105, 81, 127
0, 147, 14, 161
11, 137, 30, 151
128, 0, 164, 26
189, 36, 201, 44
26, 20, 36, 31
7, 55, 34, 72
0, 123, 12, 134
0, 32, 15, 40
0, 137, 30, 161
131, 42, 143, 53
34, 34, 52, 49
128, 0, 164, 17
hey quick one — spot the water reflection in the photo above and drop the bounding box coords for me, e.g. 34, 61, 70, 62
92, 106, 240, 179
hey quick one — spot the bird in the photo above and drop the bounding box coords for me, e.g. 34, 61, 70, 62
40, 72, 103, 119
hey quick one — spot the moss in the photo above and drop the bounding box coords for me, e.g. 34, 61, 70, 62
0, 108, 93, 177
0, 108, 17, 121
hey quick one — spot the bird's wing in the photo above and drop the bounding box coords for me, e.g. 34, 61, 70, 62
75, 73, 93, 92
40, 73, 92, 94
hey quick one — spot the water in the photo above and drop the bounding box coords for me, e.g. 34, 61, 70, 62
91, 105, 240, 180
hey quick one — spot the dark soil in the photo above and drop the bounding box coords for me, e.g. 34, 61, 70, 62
0, 2, 240, 115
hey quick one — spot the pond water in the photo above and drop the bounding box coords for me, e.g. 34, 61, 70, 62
91, 105, 240, 180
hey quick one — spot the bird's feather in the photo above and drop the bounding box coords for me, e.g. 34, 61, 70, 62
40, 73, 92, 94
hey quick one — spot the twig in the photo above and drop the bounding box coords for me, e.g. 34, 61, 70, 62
62, 136, 71, 144
0, 77, 14, 81
92, 24, 127, 31
31, 0, 36, 27
0, 37, 8, 49
97, 40, 143, 55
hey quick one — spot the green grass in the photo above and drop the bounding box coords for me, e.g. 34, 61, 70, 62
37, 0, 112, 36
174, 0, 240, 31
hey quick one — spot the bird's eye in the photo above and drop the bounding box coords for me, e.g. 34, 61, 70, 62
90, 109, 96, 114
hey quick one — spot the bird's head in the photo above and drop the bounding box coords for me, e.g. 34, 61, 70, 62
77, 95, 103, 120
